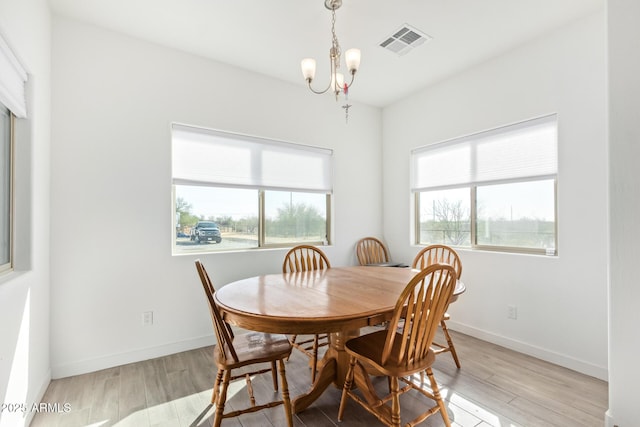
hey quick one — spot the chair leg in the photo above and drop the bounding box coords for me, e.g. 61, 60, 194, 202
390, 376, 401, 427
440, 319, 461, 368
245, 374, 256, 407
311, 335, 319, 383
270, 361, 278, 391
278, 359, 293, 427
286, 335, 298, 361
213, 369, 231, 427
338, 356, 357, 421
425, 367, 451, 427
211, 369, 224, 405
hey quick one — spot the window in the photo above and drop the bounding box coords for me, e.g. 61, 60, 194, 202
171, 124, 332, 254
0, 34, 27, 273
412, 115, 558, 255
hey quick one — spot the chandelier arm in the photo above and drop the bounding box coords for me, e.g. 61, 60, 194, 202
308, 69, 355, 95
309, 48, 338, 95
307, 80, 332, 95
344, 72, 356, 90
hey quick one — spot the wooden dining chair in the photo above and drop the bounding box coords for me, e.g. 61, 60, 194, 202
282, 245, 331, 382
355, 236, 390, 266
337, 263, 457, 427
282, 244, 331, 273
412, 244, 463, 368
195, 260, 294, 427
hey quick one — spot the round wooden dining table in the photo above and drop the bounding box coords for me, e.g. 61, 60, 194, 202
214, 265, 465, 413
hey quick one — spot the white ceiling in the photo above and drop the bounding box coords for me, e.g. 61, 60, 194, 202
49, 0, 603, 107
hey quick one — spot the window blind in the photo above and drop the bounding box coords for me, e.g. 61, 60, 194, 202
172, 124, 333, 193
0, 35, 27, 118
411, 114, 557, 192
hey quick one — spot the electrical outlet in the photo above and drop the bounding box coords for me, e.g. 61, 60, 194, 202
142, 311, 153, 326
507, 305, 518, 320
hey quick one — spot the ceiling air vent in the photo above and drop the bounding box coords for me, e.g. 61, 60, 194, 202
379, 24, 432, 56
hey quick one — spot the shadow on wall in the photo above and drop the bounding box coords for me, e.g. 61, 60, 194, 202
0, 286, 32, 427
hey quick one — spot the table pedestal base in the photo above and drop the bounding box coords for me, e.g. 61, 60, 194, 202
292, 329, 379, 414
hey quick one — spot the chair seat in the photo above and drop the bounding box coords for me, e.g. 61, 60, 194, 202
216, 332, 292, 369
345, 330, 436, 378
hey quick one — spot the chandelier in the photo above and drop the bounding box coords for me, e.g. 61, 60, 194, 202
301, 0, 361, 122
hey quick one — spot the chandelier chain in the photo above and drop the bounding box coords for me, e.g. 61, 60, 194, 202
330, 8, 341, 69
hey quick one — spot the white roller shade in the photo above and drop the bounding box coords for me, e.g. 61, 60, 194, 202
172, 124, 333, 193
411, 114, 557, 191
0, 35, 27, 118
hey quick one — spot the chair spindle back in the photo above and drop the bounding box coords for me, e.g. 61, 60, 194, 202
282, 245, 331, 273
355, 237, 390, 266
383, 263, 457, 366
412, 244, 462, 279
195, 260, 239, 363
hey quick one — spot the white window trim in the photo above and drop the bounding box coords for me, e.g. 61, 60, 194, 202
0, 33, 28, 118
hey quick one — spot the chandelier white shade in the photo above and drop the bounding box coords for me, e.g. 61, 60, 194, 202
300, 58, 317, 81
345, 48, 361, 73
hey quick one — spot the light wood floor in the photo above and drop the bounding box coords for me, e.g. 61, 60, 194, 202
30, 330, 607, 427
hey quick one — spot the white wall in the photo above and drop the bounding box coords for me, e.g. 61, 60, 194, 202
606, 1, 640, 425
50, 16, 382, 378
382, 11, 608, 379
6, 3, 638, 422
0, 0, 51, 426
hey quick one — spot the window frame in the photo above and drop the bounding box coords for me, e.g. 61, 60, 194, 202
0, 32, 27, 275
0, 107, 14, 273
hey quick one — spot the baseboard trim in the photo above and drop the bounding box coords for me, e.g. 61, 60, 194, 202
449, 321, 608, 381
604, 409, 614, 427
51, 335, 215, 379
51, 324, 608, 382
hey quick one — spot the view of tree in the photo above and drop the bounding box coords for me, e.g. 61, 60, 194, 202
175, 197, 199, 229
234, 216, 259, 234
267, 202, 325, 239
420, 197, 554, 249
210, 215, 233, 229
175, 198, 323, 240
421, 198, 470, 245
476, 217, 555, 248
